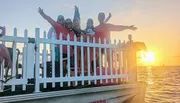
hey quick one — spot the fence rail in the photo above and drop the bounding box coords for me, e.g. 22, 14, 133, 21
0, 27, 134, 97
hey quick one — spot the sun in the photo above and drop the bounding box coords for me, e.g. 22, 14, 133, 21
141, 51, 155, 64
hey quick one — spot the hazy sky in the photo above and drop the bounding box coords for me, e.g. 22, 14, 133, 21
0, 0, 180, 66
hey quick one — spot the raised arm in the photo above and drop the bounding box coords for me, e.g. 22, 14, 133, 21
73, 5, 80, 20
104, 13, 112, 23
38, 7, 57, 27
108, 24, 137, 31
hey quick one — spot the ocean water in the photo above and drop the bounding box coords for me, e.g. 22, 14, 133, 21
138, 66, 180, 103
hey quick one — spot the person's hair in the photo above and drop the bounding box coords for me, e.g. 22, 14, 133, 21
85, 18, 95, 32
57, 15, 64, 21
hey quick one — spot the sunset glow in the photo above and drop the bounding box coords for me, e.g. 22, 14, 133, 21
141, 51, 155, 65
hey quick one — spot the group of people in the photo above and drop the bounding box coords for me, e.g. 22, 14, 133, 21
38, 5, 137, 74
0, 6, 137, 77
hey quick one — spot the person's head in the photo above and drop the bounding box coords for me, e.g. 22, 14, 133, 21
73, 18, 80, 28
98, 12, 105, 24
128, 34, 132, 41
57, 15, 65, 25
86, 18, 94, 28
65, 19, 73, 31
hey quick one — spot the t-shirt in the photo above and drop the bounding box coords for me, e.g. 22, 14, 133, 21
95, 24, 110, 43
47, 19, 75, 53
95, 23, 123, 43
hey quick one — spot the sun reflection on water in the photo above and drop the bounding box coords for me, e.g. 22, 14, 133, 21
147, 66, 153, 85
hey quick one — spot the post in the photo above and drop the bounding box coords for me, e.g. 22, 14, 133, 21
35, 28, 40, 92
11, 28, 17, 91
22, 29, 28, 91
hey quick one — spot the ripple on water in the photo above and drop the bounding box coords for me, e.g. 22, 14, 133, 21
138, 66, 180, 103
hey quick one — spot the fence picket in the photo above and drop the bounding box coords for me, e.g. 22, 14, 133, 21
59, 33, 63, 87
43, 31, 47, 88
67, 34, 71, 86
35, 28, 40, 92
93, 37, 97, 84
11, 28, 17, 91
109, 40, 113, 83
80, 35, 84, 85
87, 36, 91, 85
74, 35, 78, 86
114, 40, 118, 83
98, 38, 102, 84
104, 38, 108, 84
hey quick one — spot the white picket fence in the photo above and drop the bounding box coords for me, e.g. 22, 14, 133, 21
0, 27, 131, 94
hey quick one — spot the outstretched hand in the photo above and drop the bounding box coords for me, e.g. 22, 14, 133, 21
74, 5, 79, 11
129, 25, 137, 31
38, 7, 44, 15
108, 13, 112, 18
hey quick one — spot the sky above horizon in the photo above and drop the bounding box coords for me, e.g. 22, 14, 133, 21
0, 0, 180, 66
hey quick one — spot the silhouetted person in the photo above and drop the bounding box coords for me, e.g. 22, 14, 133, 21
95, 12, 137, 68
127, 34, 133, 44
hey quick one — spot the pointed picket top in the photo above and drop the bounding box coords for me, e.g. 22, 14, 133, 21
24, 29, 28, 37
67, 34, 70, 41
104, 38, 106, 44
93, 36, 95, 43
59, 33, 62, 40
109, 39, 111, 44
14, 28, 17, 36
98, 37, 101, 44
87, 35, 89, 43
52, 32, 55, 40
80, 35, 83, 42
43, 31, 46, 39
35, 28, 40, 38
114, 39, 117, 45
118, 40, 121, 44
74, 34, 77, 42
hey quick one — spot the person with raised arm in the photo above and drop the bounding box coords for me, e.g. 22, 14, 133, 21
47, 15, 65, 40
95, 12, 137, 43
38, 8, 76, 76
72, 5, 85, 37
95, 12, 137, 70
